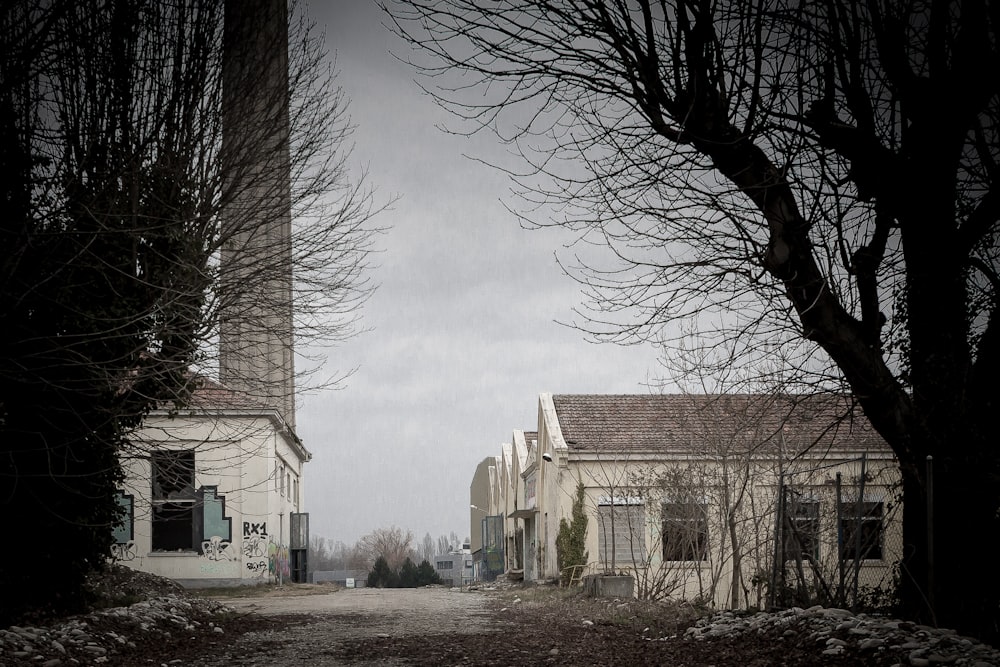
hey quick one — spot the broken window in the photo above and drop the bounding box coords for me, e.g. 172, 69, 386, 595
661, 501, 709, 562
151, 450, 197, 551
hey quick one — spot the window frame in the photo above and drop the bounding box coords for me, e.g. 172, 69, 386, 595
782, 491, 820, 562
597, 501, 647, 566
661, 500, 709, 562
839, 499, 884, 561
150, 450, 198, 552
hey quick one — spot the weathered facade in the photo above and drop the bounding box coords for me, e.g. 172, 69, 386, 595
470, 455, 505, 581
109, 0, 311, 588
112, 380, 309, 587
489, 393, 901, 609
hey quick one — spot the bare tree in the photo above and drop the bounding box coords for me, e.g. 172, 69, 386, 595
358, 526, 416, 571
0, 0, 379, 621
385, 0, 1000, 640
308, 535, 333, 571
420, 532, 435, 563
334, 540, 368, 571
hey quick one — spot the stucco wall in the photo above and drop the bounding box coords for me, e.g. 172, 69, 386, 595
114, 410, 305, 586
547, 452, 901, 608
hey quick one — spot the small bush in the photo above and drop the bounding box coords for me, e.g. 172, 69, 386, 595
556, 481, 589, 586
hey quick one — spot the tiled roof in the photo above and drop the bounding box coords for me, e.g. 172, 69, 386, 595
551, 394, 888, 456
176, 376, 270, 411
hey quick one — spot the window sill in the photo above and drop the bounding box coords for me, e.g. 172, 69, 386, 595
148, 551, 199, 557
663, 560, 709, 565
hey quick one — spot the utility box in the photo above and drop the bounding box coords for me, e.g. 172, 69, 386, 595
582, 574, 634, 599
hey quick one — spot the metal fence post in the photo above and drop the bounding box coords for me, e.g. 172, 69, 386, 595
769, 474, 785, 610
926, 455, 935, 621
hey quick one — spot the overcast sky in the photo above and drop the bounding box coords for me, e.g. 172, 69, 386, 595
296, 2, 663, 548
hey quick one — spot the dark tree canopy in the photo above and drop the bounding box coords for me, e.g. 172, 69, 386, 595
368, 555, 399, 589
385, 0, 1000, 640
0, 0, 377, 622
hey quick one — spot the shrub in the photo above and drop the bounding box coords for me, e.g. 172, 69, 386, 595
556, 481, 589, 586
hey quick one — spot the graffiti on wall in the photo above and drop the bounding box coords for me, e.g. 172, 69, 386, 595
268, 539, 290, 580
246, 560, 268, 576
242, 522, 268, 561
110, 541, 137, 561
243, 521, 267, 538
242, 521, 270, 576
197, 487, 234, 569
201, 535, 234, 561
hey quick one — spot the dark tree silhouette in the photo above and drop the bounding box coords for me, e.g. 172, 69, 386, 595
416, 559, 441, 587
385, 0, 1000, 640
367, 555, 398, 589
0, 0, 378, 622
398, 557, 419, 588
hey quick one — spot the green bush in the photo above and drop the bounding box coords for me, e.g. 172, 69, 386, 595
369, 556, 442, 588
367, 556, 398, 588
398, 557, 418, 587
556, 481, 589, 586
416, 559, 442, 586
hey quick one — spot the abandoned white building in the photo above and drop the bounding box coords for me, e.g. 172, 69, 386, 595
474, 393, 901, 609
111, 380, 309, 587
110, 0, 310, 587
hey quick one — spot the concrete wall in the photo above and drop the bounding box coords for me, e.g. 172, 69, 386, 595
469, 456, 495, 553
433, 550, 474, 587
114, 408, 306, 586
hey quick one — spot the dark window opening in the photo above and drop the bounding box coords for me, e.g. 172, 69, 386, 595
840, 501, 884, 561
151, 450, 197, 551
783, 493, 820, 562
662, 502, 708, 561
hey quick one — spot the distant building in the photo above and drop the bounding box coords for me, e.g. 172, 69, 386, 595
470, 456, 504, 582
433, 546, 474, 587
483, 393, 901, 609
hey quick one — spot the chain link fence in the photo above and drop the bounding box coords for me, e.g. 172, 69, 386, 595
769, 455, 903, 613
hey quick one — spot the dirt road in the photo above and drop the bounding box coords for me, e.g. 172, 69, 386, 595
155, 584, 990, 666
188, 587, 500, 666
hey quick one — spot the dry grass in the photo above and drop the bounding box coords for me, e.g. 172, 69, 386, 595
493, 581, 707, 639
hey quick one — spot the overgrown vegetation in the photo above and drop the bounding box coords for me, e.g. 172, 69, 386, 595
556, 481, 589, 586
1, 0, 376, 624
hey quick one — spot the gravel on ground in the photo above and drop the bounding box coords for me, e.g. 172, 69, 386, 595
3, 567, 1000, 666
